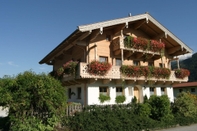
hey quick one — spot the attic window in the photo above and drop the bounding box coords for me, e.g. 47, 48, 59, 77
106, 35, 111, 41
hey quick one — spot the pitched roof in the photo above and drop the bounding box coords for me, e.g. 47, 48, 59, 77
173, 82, 197, 88
39, 13, 193, 64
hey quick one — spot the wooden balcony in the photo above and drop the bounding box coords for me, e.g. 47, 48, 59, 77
62, 62, 188, 86
111, 37, 162, 60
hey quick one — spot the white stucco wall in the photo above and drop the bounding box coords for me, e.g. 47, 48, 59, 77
67, 81, 174, 105
0, 107, 8, 117
67, 84, 85, 105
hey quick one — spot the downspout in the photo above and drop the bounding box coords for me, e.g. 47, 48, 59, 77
121, 30, 124, 65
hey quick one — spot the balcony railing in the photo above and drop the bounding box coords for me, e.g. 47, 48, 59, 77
62, 62, 188, 85
112, 37, 162, 56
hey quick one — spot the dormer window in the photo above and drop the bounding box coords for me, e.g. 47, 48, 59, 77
106, 35, 111, 41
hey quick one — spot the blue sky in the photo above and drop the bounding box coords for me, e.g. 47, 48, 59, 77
1, 0, 197, 77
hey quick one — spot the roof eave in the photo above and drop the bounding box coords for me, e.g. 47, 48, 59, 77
39, 29, 80, 64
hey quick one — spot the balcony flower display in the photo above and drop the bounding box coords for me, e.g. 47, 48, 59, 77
88, 60, 112, 76
53, 60, 78, 79
120, 65, 171, 79
174, 68, 190, 79
124, 36, 165, 53
62, 60, 78, 75
150, 40, 165, 52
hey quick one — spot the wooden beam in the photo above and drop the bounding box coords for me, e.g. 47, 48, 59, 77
102, 79, 111, 84
134, 20, 146, 30
153, 33, 165, 40
136, 80, 145, 85
87, 78, 97, 84
136, 53, 144, 59
124, 51, 134, 58
113, 24, 126, 35
89, 29, 100, 42
79, 31, 91, 40
115, 79, 124, 85
126, 80, 135, 85
167, 46, 181, 54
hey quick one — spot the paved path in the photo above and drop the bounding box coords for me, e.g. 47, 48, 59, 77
158, 124, 197, 131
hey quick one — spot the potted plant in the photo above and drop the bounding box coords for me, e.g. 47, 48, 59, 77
115, 95, 126, 104
88, 60, 112, 76
99, 94, 111, 103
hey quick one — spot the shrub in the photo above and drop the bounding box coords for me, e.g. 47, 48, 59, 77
98, 94, 110, 103
148, 95, 174, 121
115, 95, 126, 104
172, 92, 197, 118
0, 71, 67, 130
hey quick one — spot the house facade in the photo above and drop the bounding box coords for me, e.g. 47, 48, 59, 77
173, 82, 197, 98
39, 13, 192, 105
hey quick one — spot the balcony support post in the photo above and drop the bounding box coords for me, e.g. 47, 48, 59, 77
121, 49, 124, 65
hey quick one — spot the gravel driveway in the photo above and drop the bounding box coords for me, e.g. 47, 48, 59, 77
158, 124, 197, 131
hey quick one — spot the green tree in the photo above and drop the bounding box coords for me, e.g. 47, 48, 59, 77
0, 71, 67, 131
172, 92, 197, 118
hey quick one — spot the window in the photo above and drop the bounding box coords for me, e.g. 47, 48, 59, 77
106, 35, 111, 41
150, 87, 155, 96
116, 87, 123, 96
99, 87, 109, 96
161, 87, 165, 95
159, 63, 165, 68
179, 89, 183, 93
148, 61, 154, 66
99, 56, 108, 62
191, 88, 195, 93
115, 58, 122, 66
133, 60, 140, 66
77, 87, 81, 99
68, 88, 72, 99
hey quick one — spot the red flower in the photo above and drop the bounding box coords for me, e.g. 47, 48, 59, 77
88, 60, 112, 76
174, 68, 190, 79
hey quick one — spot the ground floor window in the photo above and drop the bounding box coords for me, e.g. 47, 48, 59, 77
99, 87, 109, 96
191, 88, 196, 93
68, 88, 72, 99
161, 87, 166, 95
116, 87, 123, 96
150, 87, 156, 96
77, 87, 81, 99
179, 89, 183, 93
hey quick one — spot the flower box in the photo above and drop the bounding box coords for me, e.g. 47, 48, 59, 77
120, 65, 171, 79
124, 36, 165, 53
88, 60, 112, 76
174, 68, 190, 79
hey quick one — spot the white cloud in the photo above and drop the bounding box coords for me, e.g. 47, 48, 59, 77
178, 53, 192, 60
8, 61, 19, 67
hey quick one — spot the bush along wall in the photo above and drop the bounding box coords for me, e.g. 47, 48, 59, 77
64, 93, 197, 131
64, 95, 175, 131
